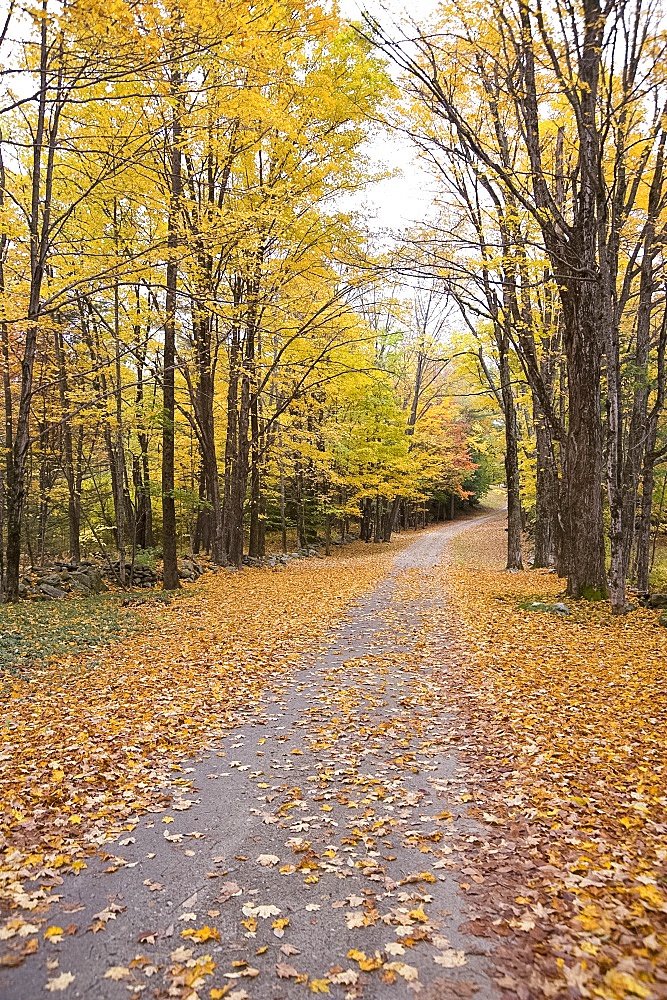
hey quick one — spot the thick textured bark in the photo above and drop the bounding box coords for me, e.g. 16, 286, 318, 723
560, 275, 607, 598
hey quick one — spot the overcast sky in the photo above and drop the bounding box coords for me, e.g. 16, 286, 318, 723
336, 0, 440, 236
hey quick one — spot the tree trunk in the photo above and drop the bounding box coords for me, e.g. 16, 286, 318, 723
5, 6, 54, 600
248, 391, 261, 558
533, 412, 556, 568
560, 275, 607, 599
54, 323, 81, 562
498, 339, 523, 570
162, 52, 182, 591
383, 497, 400, 542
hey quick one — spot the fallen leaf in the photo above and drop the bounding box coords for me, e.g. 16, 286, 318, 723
276, 962, 299, 978
104, 967, 130, 981
45, 972, 75, 992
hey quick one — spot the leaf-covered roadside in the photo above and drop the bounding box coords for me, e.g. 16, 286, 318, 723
0, 593, 182, 681
0, 540, 413, 913
433, 519, 667, 1000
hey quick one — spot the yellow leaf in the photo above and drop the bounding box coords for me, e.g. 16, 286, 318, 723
604, 970, 651, 998
45, 972, 75, 991
181, 926, 220, 943
638, 885, 666, 911
417, 872, 435, 883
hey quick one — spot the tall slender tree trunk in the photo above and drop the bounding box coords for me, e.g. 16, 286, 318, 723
162, 51, 182, 591
499, 350, 523, 571
0, 130, 11, 595
54, 323, 80, 561
134, 293, 153, 551
533, 412, 556, 568
5, 5, 56, 600
112, 274, 126, 583
248, 393, 262, 558
634, 311, 666, 592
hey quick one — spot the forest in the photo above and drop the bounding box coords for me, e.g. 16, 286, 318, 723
0, 0, 498, 605
1, 0, 666, 611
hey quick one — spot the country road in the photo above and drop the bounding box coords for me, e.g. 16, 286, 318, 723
2, 514, 502, 1000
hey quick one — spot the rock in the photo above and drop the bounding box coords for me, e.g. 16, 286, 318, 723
70, 579, 91, 595
18, 583, 27, 597
41, 573, 62, 587
525, 600, 570, 616
70, 567, 107, 593
646, 593, 667, 609
86, 567, 106, 592
659, 611, 667, 628
39, 583, 67, 599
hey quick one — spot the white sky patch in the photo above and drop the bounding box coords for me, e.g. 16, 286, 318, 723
336, 0, 441, 235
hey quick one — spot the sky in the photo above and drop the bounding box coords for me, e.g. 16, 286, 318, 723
336, 0, 441, 235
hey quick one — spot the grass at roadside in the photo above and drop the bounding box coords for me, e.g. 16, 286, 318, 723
435, 516, 667, 1000
0, 596, 144, 680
